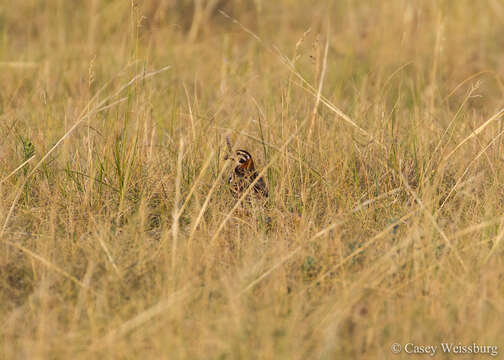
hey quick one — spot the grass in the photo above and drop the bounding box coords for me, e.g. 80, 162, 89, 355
1, 0, 504, 358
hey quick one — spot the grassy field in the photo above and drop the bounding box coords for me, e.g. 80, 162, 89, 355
1, 0, 504, 358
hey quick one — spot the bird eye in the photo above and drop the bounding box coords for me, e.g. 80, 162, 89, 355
239, 158, 246, 163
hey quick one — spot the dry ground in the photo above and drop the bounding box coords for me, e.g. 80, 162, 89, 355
1, 1, 504, 359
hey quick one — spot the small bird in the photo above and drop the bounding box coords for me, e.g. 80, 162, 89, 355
226, 149, 269, 199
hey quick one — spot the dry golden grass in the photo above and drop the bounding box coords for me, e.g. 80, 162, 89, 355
1, 0, 504, 358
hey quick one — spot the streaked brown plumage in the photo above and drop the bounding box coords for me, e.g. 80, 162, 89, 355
227, 149, 268, 199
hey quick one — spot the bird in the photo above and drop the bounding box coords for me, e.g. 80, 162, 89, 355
226, 149, 269, 200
